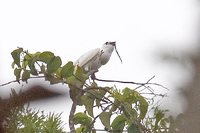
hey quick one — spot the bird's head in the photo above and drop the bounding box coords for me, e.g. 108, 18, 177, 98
101, 41, 122, 63
101, 42, 116, 52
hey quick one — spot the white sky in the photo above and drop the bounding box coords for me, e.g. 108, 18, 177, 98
0, 0, 199, 131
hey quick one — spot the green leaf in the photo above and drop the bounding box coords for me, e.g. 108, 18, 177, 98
47, 56, 62, 74
61, 61, 74, 78
96, 91, 106, 107
85, 89, 98, 99
22, 70, 30, 82
84, 88, 109, 107
122, 103, 137, 123
33, 52, 41, 57
67, 76, 83, 88
55, 67, 62, 78
24, 53, 33, 60
76, 126, 87, 133
69, 85, 82, 105
111, 115, 126, 133
27, 57, 38, 75
111, 100, 120, 112
38, 51, 54, 63
45, 75, 62, 84
155, 109, 164, 130
81, 95, 94, 117
122, 87, 137, 103
74, 112, 92, 126
89, 88, 108, 107
22, 60, 28, 69
66, 66, 88, 88
113, 91, 123, 102
74, 66, 88, 80
11, 62, 15, 69
11, 48, 23, 67
40, 64, 46, 74
14, 68, 22, 82
30, 67, 38, 75
138, 96, 148, 120
99, 112, 111, 130
127, 123, 140, 133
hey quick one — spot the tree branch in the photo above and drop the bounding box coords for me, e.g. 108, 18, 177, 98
0, 76, 45, 87
69, 89, 84, 133
94, 76, 168, 90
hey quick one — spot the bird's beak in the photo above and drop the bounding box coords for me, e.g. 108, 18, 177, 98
112, 42, 123, 63
110, 42, 116, 46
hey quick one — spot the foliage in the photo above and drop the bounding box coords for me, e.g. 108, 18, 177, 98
5, 105, 65, 133
8, 48, 182, 133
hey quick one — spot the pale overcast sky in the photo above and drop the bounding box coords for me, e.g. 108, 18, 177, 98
0, 0, 199, 130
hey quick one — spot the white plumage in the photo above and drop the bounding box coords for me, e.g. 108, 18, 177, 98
74, 42, 117, 77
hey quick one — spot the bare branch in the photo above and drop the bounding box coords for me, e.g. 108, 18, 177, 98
0, 76, 45, 87
94, 76, 168, 90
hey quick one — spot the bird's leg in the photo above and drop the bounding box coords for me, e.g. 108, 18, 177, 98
88, 70, 98, 84
90, 73, 97, 86
91, 73, 96, 80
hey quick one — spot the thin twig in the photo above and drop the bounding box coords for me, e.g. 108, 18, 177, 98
146, 75, 155, 83
134, 76, 156, 92
86, 87, 113, 103
0, 80, 18, 87
0, 76, 45, 87
95, 76, 168, 90
140, 92, 167, 97
88, 103, 112, 132
93, 102, 112, 108
138, 86, 155, 95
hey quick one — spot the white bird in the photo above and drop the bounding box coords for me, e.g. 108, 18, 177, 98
74, 42, 122, 79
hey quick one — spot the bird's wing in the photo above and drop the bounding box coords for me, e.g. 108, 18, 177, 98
75, 48, 100, 67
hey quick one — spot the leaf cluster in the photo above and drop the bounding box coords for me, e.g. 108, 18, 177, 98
73, 87, 149, 133
73, 86, 181, 133
5, 105, 65, 133
11, 48, 87, 99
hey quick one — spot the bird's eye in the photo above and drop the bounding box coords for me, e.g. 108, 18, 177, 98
105, 42, 108, 45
